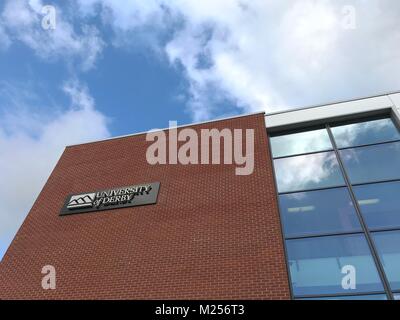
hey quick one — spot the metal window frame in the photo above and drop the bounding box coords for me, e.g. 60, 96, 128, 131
270, 113, 400, 178
278, 184, 348, 196
272, 139, 400, 163
328, 113, 394, 126
272, 137, 400, 161
326, 123, 394, 299
273, 141, 400, 193
267, 113, 400, 300
285, 230, 365, 241
267, 141, 295, 300
296, 291, 388, 300
352, 178, 400, 187
272, 148, 335, 160
271, 113, 400, 159
336, 138, 400, 151
370, 228, 400, 234
269, 123, 328, 137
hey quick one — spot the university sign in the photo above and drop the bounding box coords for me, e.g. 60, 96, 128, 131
60, 182, 160, 216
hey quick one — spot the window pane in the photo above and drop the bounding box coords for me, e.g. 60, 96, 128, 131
394, 294, 400, 300
270, 129, 332, 158
372, 231, 400, 291
331, 118, 400, 148
300, 294, 387, 300
354, 181, 400, 230
287, 234, 384, 296
274, 152, 345, 193
279, 188, 361, 238
340, 142, 400, 184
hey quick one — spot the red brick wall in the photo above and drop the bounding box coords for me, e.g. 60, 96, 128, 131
0, 113, 290, 299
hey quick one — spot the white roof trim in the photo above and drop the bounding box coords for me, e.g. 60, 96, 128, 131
266, 92, 400, 132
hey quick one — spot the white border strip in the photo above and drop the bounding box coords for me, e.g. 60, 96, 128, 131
265, 90, 400, 116
265, 93, 399, 131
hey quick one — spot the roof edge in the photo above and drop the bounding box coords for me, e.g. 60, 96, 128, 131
265, 90, 400, 116
66, 111, 265, 148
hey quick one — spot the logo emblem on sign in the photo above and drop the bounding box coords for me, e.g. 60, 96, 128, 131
67, 193, 95, 209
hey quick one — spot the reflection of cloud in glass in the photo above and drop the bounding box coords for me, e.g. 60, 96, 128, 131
339, 148, 360, 164
340, 142, 400, 184
332, 118, 400, 148
286, 191, 307, 201
275, 151, 344, 193
271, 129, 332, 158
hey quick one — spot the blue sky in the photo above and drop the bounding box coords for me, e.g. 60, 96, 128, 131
0, 23, 192, 136
1, 0, 400, 260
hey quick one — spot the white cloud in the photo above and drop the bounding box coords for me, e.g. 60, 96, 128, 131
84, 0, 165, 31
275, 151, 340, 193
2, 0, 400, 119
75, 0, 400, 120
0, 80, 110, 259
1, 0, 105, 70
0, 24, 10, 50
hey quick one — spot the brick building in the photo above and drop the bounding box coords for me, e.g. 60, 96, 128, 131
1, 92, 400, 300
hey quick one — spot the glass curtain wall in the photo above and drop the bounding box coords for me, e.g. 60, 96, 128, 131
270, 116, 400, 300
